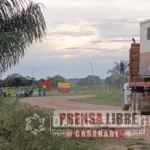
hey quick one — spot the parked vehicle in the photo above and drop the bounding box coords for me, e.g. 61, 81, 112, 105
122, 19, 150, 114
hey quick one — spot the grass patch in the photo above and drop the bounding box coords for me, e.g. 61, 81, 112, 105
70, 90, 122, 106
0, 97, 103, 150
0, 97, 149, 150
3, 87, 16, 97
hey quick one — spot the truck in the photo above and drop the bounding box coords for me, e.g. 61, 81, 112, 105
122, 19, 150, 114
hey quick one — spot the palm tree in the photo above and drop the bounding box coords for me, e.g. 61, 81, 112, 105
0, 0, 46, 75
107, 61, 129, 78
106, 61, 129, 90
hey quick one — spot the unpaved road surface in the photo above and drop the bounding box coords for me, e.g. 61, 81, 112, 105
20, 95, 150, 142
20, 95, 120, 110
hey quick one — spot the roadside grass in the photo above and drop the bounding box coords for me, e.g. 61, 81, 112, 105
3, 87, 16, 97
0, 97, 149, 150
0, 97, 102, 150
70, 90, 122, 106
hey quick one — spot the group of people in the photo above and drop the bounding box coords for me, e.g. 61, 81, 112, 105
0, 87, 46, 98
16, 88, 46, 97
38, 87, 46, 97
16, 89, 33, 97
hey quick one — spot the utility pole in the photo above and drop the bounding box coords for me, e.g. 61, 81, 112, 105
89, 60, 97, 94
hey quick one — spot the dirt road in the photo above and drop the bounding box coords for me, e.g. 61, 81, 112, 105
20, 95, 120, 110
20, 95, 150, 142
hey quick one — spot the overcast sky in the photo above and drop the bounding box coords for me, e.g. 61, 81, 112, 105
2, 0, 150, 79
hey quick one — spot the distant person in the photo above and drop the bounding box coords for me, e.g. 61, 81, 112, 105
24, 89, 26, 97
29, 90, 33, 97
28, 90, 31, 97
17, 90, 21, 97
33, 90, 38, 97
27, 89, 29, 97
25, 89, 29, 97
43, 90, 46, 96
38, 87, 41, 97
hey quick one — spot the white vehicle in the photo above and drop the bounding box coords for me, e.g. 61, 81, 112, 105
121, 83, 132, 110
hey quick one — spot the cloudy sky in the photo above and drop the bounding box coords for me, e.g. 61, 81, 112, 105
2, 0, 150, 79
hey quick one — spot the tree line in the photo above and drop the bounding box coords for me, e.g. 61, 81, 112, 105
0, 74, 102, 88
0, 61, 128, 90
0, 74, 65, 88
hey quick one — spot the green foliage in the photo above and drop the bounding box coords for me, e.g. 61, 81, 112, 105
3, 74, 66, 88
0, 98, 101, 150
0, 98, 148, 149
0, 0, 46, 74
46, 75, 65, 88
105, 61, 128, 90
107, 61, 128, 78
77, 75, 102, 86
4, 73, 34, 87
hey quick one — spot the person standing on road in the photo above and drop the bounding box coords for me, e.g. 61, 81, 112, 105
38, 87, 41, 97
43, 90, 46, 96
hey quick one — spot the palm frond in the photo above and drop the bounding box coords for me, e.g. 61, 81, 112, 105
0, 0, 46, 74
107, 61, 129, 79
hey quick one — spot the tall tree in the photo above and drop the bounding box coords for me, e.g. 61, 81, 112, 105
105, 61, 129, 90
4, 73, 33, 87
107, 61, 128, 78
0, 0, 46, 74
47, 75, 65, 88
77, 75, 101, 86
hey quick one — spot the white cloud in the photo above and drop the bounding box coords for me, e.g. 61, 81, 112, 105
3, 0, 150, 79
